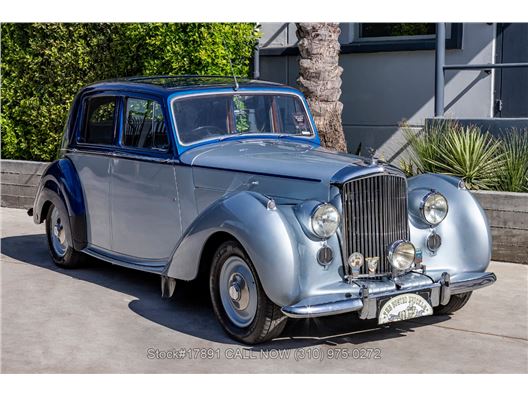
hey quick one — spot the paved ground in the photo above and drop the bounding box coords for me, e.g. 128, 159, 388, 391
1, 207, 527, 373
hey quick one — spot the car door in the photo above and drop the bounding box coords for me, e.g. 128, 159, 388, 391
109, 94, 182, 265
68, 94, 117, 251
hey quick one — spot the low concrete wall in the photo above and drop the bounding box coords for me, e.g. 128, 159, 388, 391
472, 190, 528, 264
1, 159, 49, 209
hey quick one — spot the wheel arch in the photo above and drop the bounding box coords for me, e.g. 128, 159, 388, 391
33, 158, 88, 250
196, 231, 240, 281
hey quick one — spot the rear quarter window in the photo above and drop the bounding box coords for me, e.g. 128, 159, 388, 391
80, 96, 117, 145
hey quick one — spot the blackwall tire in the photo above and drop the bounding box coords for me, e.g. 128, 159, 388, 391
434, 292, 472, 315
209, 241, 287, 344
45, 203, 84, 269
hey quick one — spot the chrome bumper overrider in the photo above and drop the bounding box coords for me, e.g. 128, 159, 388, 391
281, 271, 496, 319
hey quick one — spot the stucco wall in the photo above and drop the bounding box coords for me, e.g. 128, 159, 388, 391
259, 23, 496, 163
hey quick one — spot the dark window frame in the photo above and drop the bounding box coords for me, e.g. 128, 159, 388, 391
260, 23, 463, 56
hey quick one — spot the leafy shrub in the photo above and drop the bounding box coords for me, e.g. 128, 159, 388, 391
495, 129, 528, 192
1, 23, 259, 161
404, 120, 505, 190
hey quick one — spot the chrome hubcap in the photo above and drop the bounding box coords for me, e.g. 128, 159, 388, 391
219, 256, 257, 327
228, 278, 242, 301
50, 207, 68, 257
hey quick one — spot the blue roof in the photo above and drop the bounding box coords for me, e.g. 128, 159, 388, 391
81, 75, 287, 97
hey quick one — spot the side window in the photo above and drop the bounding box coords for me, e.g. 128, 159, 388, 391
123, 98, 169, 150
80, 96, 117, 145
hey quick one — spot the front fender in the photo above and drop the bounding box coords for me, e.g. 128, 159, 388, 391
407, 174, 491, 277
33, 158, 87, 250
164, 191, 302, 306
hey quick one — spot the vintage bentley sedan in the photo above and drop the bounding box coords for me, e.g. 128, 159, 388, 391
31, 76, 496, 344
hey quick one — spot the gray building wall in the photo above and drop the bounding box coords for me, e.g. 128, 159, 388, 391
259, 23, 496, 163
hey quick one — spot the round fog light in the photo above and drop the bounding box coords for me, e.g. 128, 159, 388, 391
348, 252, 364, 274
388, 240, 416, 271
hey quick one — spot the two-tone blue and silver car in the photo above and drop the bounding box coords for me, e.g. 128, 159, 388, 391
31, 76, 496, 344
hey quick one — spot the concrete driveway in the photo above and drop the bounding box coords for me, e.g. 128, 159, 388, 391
1, 207, 527, 373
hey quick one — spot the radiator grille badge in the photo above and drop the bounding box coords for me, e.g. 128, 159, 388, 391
366, 257, 379, 274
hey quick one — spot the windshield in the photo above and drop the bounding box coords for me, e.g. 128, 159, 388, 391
172, 93, 314, 145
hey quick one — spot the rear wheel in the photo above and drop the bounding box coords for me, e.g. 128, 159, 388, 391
209, 241, 287, 344
434, 292, 472, 315
45, 203, 84, 268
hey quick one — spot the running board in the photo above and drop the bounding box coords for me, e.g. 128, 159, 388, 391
82, 246, 166, 274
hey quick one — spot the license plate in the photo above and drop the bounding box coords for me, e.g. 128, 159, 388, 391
378, 293, 433, 324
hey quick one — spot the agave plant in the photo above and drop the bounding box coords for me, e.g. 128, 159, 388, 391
403, 120, 447, 174
427, 125, 504, 190
404, 120, 505, 190
495, 129, 528, 192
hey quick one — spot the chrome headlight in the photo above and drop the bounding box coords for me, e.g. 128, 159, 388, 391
311, 203, 340, 238
388, 240, 416, 271
420, 191, 448, 225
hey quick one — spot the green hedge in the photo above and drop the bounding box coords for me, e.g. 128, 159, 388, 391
1, 23, 259, 161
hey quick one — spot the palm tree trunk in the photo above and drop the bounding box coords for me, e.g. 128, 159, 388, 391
296, 23, 347, 152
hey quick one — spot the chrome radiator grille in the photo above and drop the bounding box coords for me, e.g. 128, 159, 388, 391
340, 174, 409, 276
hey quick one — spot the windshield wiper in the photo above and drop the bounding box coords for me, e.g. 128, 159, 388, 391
277, 131, 312, 138
218, 132, 247, 141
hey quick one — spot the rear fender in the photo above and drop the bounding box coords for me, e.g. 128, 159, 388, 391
33, 158, 87, 250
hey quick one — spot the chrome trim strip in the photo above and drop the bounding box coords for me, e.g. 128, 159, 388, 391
66, 149, 179, 165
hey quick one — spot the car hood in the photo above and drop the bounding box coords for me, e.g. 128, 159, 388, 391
180, 139, 401, 184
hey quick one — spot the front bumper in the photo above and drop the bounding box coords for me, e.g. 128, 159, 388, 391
281, 271, 496, 319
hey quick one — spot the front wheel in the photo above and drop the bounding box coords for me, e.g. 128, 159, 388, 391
209, 241, 287, 344
434, 292, 472, 315
45, 203, 84, 268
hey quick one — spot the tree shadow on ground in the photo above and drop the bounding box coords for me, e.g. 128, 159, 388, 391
1, 233, 452, 348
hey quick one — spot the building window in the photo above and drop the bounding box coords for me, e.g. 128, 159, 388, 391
358, 23, 436, 40
340, 23, 461, 53
259, 23, 463, 56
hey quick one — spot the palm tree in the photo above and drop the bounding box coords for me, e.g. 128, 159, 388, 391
296, 23, 347, 152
